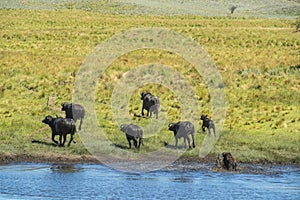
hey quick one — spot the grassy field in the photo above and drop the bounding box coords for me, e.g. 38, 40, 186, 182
0, 7, 299, 164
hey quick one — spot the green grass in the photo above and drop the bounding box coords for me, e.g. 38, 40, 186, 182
0, 9, 299, 164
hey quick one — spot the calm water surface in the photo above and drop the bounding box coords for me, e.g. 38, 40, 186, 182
0, 163, 299, 200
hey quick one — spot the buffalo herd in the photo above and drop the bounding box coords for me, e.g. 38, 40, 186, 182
42, 91, 236, 170
42, 92, 215, 149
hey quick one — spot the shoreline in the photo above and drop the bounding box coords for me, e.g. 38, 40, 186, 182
1, 153, 299, 167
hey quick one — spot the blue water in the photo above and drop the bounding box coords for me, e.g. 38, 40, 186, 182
0, 163, 299, 200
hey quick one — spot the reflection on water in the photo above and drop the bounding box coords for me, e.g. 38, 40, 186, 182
50, 164, 83, 173
0, 163, 299, 200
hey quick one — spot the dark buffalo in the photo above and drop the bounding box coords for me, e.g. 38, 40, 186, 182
200, 115, 216, 136
120, 124, 143, 150
222, 152, 237, 171
168, 121, 195, 149
42, 115, 76, 147
141, 92, 160, 119
61, 102, 85, 130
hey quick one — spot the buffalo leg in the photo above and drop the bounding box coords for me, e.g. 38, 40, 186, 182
141, 107, 145, 116
183, 137, 187, 148
127, 138, 132, 149
133, 138, 138, 149
191, 134, 195, 148
52, 134, 58, 145
186, 136, 191, 149
68, 134, 74, 146
138, 138, 143, 150
62, 134, 67, 147
175, 137, 178, 148
79, 119, 83, 131
59, 135, 63, 146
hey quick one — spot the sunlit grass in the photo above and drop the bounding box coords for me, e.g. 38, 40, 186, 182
0, 9, 299, 163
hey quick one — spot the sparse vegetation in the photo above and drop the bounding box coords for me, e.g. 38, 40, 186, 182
0, 3, 299, 164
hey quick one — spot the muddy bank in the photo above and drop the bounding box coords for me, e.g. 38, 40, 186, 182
0, 153, 215, 165
1, 153, 299, 173
0, 153, 99, 165
1, 153, 299, 175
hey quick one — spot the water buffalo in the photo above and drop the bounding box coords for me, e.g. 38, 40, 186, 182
42, 115, 76, 147
222, 152, 237, 171
141, 92, 160, 119
61, 102, 85, 130
120, 124, 143, 150
200, 115, 216, 136
168, 121, 195, 149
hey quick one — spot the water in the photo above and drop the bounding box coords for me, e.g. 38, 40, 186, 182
0, 163, 299, 200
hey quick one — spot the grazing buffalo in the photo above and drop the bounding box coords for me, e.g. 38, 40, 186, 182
42, 115, 76, 147
222, 152, 237, 171
168, 121, 195, 149
120, 124, 143, 150
61, 102, 85, 130
200, 115, 216, 136
141, 92, 160, 119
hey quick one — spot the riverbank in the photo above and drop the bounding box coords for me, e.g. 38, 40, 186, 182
1, 152, 299, 167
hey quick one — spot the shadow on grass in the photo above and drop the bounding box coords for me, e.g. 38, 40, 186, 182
111, 143, 129, 149
111, 142, 191, 151
133, 113, 147, 118
163, 142, 191, 150
31, 140, 57, 147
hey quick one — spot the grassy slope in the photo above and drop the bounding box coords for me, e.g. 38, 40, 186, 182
0, 9, 299, 164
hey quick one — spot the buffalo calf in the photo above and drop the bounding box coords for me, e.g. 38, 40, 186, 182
200, 115, 216, 136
